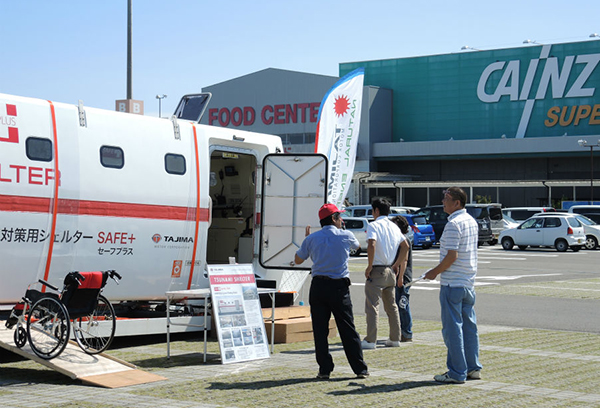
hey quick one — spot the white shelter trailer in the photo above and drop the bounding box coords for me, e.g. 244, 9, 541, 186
0, 93, 326, 334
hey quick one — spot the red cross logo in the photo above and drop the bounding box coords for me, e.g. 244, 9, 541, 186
1, 104, 19, 143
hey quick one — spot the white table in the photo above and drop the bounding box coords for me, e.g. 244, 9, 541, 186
166, 287, 277, 362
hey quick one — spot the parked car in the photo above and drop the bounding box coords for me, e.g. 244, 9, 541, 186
572, 214, 600, 249
342, 217, 369, 256
394, 206, 420, 213
342, 205, 411, 219
342, 216, 414, 256
501, 207, 556, 221
400, 214, 436, 249
499, 213, 585, 252
417, 204, 493, 246
568, 205, 600, 215
581, 213, 600, 224
568, 205, 600, 228
486, 204, 503, 245
502, 214, 520, 229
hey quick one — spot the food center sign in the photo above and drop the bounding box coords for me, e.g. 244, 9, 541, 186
340, 40, 600, 142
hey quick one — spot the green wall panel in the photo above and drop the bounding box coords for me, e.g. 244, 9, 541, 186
340, 41, 600, 142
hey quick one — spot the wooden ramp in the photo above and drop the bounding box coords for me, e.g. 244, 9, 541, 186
0, 325, 166, 388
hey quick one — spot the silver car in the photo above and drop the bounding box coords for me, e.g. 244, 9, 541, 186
342, 216, 413, 256
342, 217, 369, 256
573, 214, 600, 249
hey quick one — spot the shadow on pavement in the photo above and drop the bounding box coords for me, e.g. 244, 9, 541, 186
329, 380, 442, 395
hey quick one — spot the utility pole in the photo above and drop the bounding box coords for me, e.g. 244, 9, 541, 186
116, 0, 144, 114
127, 0, 132, 100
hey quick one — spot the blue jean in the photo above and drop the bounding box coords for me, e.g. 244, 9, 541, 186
395, 285, 412, 339
439, 285, 482, 381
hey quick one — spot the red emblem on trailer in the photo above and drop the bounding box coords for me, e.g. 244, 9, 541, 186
0, 104, 19, 143
171, 260, 182, 278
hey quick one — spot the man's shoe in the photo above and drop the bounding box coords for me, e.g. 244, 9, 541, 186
385, 339, 400, 347
434, 372, 465, 384
316, 373, 330, 380
467, 370, 481, 380
361, 340, 376, 349
401, 335, 413, 342
356, 372, 370, 379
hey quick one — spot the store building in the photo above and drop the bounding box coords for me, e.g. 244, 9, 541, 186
202, 40, 600, 208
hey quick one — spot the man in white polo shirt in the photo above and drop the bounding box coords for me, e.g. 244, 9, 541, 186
425, 187, 483, 384
362, 198, 409, 349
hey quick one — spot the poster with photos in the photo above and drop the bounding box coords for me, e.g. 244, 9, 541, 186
208, 264, 270, 364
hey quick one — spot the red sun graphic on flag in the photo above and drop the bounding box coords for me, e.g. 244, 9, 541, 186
333, 95, 350, 117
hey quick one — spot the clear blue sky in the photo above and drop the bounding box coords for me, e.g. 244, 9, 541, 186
1, 0, 598, 116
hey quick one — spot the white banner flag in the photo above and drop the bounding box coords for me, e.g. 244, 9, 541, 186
315, 68, 364, 208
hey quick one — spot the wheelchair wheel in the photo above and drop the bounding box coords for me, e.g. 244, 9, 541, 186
73, 295, 116, 354
14, 326, 27, 348
27, 297, 70, 360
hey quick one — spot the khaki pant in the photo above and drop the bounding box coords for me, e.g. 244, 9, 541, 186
364, 266, 401, 343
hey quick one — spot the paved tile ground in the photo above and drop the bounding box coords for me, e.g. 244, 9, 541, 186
2, 320, 600, 407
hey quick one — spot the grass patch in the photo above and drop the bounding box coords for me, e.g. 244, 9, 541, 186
132, 364, 593, 408
480, 328, 600, 355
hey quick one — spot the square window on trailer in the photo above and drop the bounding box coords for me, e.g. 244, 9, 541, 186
207, 151, 257, 264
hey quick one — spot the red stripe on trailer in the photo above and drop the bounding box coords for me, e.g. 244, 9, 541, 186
0, 194, 210, 221
187, 124, 201, 290
43, 100, 60, 286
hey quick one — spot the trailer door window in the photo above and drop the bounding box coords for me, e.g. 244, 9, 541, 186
26, 137, 53, 162
100, 146, 124, 169
165, 154, 186, 175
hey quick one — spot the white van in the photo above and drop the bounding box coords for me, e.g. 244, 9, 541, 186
342, 205, 410, 219
568, 205, 600, 224
502, 207, 556, 221
568, 205, 600, 215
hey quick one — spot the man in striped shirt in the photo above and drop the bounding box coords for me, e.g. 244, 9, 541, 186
425, 187, 483, 384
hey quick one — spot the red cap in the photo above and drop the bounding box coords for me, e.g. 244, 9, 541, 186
318, 203, 345, 220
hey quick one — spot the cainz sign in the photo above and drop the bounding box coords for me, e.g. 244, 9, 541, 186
477, 44, 600, 138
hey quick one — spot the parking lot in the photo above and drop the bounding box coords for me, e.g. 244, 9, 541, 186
295, 244, 600, 334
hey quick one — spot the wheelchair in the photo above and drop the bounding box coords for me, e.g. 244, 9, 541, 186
5, 270, 121, 360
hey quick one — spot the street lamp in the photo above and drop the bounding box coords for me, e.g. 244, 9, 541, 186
461, 45, 481, 51
578, 139, 600, 204
590, 33, 600, 38
523, 39, 542, 45
156, 94, 167, 118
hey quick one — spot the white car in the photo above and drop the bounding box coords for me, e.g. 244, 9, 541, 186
342, 217, 369, 256
342, 205, 411, 220
573, 214, 600, 250
342, 216, 413, 256
500, 213, 585, 252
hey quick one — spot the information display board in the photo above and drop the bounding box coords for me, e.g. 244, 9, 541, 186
208, 264, 270, 364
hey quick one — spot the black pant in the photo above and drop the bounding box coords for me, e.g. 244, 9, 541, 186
309, 276, 368, 375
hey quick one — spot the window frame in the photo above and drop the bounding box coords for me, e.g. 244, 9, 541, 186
26, 137, 53, 162
100, 145, 125, 169
164, 153, 187, 176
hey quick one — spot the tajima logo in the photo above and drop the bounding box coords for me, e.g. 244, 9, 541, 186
152, 233, 193, 243
334, 95, 350, 117
0, 104, 19, 143
477, 45, 600, 138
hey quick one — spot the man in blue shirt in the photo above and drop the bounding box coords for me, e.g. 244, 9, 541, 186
295, 203, 369, 380
425, 187, 483, 384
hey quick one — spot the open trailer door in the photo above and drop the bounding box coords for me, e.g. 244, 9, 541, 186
259, 154, 327, 270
